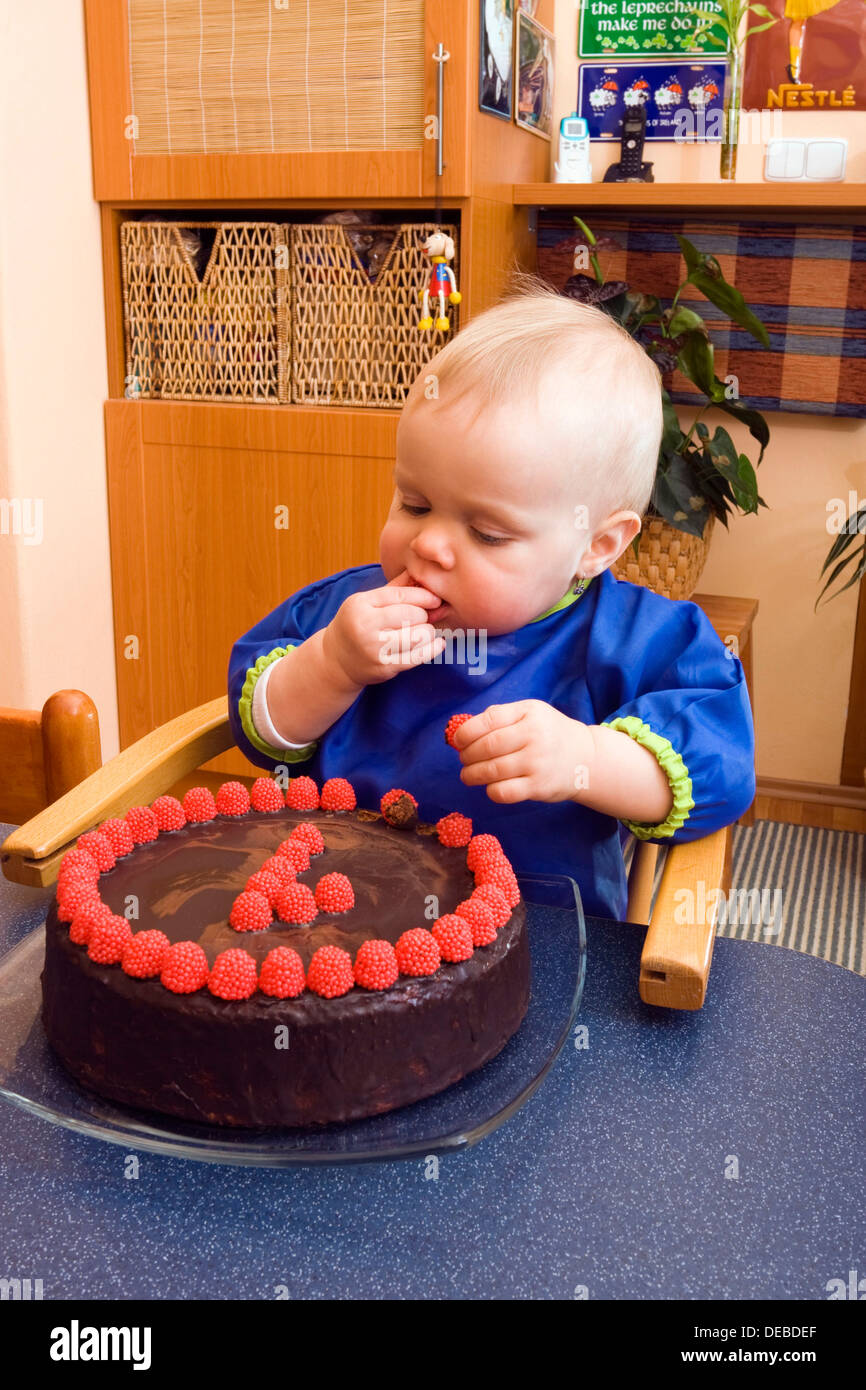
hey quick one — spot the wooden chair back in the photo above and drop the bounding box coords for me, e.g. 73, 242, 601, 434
0, 691, 102, 826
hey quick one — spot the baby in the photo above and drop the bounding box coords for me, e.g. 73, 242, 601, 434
228, 278, 755, 920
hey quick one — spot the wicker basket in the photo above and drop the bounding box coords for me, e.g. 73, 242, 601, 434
289, 222, 460, 407
612, 514, 715, 600
120, 221, 289, 403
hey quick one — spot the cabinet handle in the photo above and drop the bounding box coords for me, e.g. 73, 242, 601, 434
432, 42, 450, 178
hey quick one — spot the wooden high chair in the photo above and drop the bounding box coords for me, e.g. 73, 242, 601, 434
0, 692, 731, 1011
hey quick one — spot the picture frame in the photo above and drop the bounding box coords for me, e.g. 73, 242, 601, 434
479, 0, 515, 122
515, 10, 554, 139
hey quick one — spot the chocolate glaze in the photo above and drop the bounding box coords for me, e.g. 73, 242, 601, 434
41, 808, 530, 1128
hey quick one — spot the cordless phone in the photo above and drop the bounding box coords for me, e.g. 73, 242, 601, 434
603, 104, 654, 183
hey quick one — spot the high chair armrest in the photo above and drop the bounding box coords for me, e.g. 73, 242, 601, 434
1, 697, 232, 888
639, 826, 731, 1011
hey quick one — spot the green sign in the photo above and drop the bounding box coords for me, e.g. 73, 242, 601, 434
578, 0, 729, 58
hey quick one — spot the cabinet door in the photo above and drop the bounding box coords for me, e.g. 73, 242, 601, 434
105, 400, 397, 778
85, 0, 470, 201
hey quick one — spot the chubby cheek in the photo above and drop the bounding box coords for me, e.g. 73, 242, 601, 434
378, 514, 408, 580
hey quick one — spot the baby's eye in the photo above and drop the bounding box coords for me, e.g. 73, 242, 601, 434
398, 502, 428, 516
399, 500, 508, 546
471, 528, 509, 546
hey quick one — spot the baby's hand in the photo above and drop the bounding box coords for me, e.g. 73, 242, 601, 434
453, 701, 595, 804
323, 568, 446, 688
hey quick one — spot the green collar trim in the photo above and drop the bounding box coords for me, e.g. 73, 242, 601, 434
528, 576, 593, 625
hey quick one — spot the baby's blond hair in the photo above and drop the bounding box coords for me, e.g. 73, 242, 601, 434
410, 270, 663, 529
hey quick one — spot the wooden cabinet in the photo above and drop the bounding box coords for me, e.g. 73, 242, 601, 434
89, 1, 554, 762
105, 400, 398, 778
85, 0, 552, 202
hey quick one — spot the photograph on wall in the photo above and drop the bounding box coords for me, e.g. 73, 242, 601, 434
578, 61, 728, 140
743, 0, 866, 111
579, 0, 729, 57
515, 9, 555, 138
479, 0, 515, 120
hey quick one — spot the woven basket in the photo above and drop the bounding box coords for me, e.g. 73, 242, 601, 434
289, 222, 460, 407
120, 221, 289, 403
612, 514, 715, 600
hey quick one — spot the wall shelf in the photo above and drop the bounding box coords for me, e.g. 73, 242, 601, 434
513, 182, 866, 215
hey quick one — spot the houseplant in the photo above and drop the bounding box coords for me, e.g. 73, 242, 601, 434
684, 1, 779, 180
563, 216, 772, 598
817, 504, 866, 607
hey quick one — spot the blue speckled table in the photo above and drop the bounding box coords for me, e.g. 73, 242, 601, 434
0, 839, 862, 1300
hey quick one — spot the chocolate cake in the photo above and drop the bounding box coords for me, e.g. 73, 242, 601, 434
41, 776, 530, 1128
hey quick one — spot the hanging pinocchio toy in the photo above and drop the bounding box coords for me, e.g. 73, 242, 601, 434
418, 229, 461, 332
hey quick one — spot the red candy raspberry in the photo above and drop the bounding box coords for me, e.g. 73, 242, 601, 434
58, 847, 99, 881
229, 890, 272, 933
151, 795, 186, 832
160, 940, 209, 994
455, 897, 497, 946
471, 883, 511, 929
69, 899, 114, 945
122, 929, 170, 978
274, 882, 318, 925
208, 948, 258, 1000
291, 822, 324, 855
314, 872, 354, 914
277, 838, 311, 873
432, 914, 475, 961
259, 946, 306, 999
395, 928, 441, 977
354, 939, 399, 991
436, 812, 473, 847
216, 781, 251, 817
77, 830, 116, 872
182, 787, 217, 823
250, 777, 285, 812
444, 712, 473, 748
285, 776, 319, 810
475, 860, 520, 908
245, 870, 283, 909
320, 777, 356, 812
125, 805, 159, 845
87, 914, 133, 964
57, 877, 101, 924
466, 834, 504, 871
99, 818, 135, 857
260, 854, 295, 884
306, 945, 354, 998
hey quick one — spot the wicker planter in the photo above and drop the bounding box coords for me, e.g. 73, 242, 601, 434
612, 514, 715, 600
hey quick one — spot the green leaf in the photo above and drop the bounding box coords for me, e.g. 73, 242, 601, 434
660, 389, 685, 453
714, 397, 770, 466
816, 551, 866, 606
677, 330, 718, 397
654, 455, 712, 538
666, 305, 706, 335
676, 234, 704, 276
744, 19, 780, 36
689, 269, 771, 347
748, 3, 775, 18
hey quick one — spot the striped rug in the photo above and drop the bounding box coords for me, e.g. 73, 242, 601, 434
637, 821, 865, 976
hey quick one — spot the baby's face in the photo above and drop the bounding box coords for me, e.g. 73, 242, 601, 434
380, 390, 587, 637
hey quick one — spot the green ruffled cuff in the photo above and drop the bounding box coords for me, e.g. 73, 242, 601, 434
238, 645, 318, 763
600, 716, 694, 840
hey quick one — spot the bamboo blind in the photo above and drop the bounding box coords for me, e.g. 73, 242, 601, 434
127, 0, 425, 155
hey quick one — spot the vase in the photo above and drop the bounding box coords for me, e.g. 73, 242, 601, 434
720, 46, 744, 181
611, 514, 715, 601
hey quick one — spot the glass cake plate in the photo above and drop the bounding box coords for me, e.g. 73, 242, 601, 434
0, 872, 585, 1167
